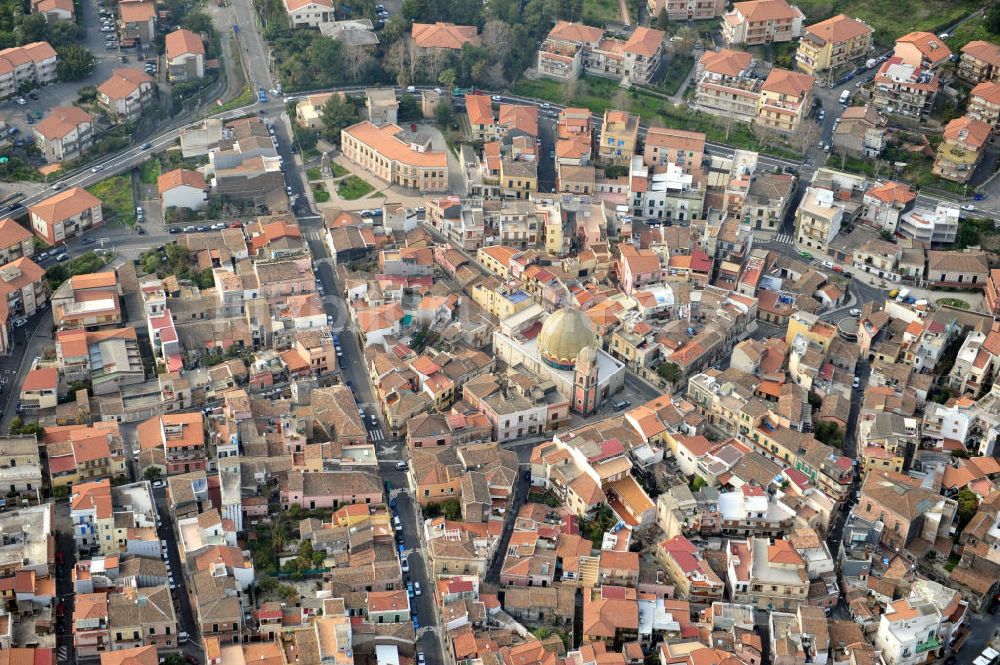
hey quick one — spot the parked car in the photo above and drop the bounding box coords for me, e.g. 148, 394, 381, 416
852, 377, 861, 389
12, 317, 26, 328
849, 308, 861, 316
15, 96, 26, 105
56, 252, 69, 261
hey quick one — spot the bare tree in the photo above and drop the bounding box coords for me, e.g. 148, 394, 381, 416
561, 77, 580, 105
612, 88, 632, 112
385, 40, 411, 86
481, 20, 512, 63
674, 26, 697, 56
342, 43, 372, 83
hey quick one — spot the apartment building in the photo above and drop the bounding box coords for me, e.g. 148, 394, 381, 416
0, 42, 58, 100
629, 158, 706, 222
535, 22, 665, 85
968, 81, 1000, 130
875, 598, 946, 665
97, 68, 156, 123
643, 127, 705, 172
897, 204, 959, 245
33, 106, 95, 163
137, 412, 206, 475
0, 218, 35, 268
29, 186, 103, 245
164, 28, 205, 82
120, 1, 156, 44
872, 57, 939, 119
283, 0, 333, 27
794, 187, 843, 255
51, 272, 121, 330
795, 14, 873, 76
33, 0, 74, 21
832, 105, 888, 157
657, 535, 725, 607
721, 0, 804, 47
43, 422, 127, 487
341, 121, 448, 192
649, 0, 725, 21
933, 115, 991, 183
599, 110, 639, 163
862, 180, 916, 233
0, 258, 47, 354
55, 327, 143, 395
694, 48, 760, 122
893, 31, 952, 71
743, 173, 795, 237
958, 40, 1000, 84
748, 537, 809, 610
411, 22, 479, 56
756, 68, 815, 133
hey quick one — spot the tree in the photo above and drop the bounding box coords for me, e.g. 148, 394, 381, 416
438, 67, 457, 91
17, 13, 49, 44
988, 2, 1000, 35
955, 489, 979, 532
182, 11, 214, 34
342, 43, 373, 83
385, 40, 412, 86
656, 362, 681, 383
143, 467, 163, 481
481, 20, 512, 63
56, 45, 96, 81
656, 8, 668, 30
673, 26, 696, 55
879, 229, 895, 242
395, 94, 419, 123
813, 421, 844, 448
319, 94, 360, 145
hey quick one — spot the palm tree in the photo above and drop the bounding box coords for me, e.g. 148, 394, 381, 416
674, 26, 697, 56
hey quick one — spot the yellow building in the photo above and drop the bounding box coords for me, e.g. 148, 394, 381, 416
476, 245, 518, 279
471, 279, 535, 320
784, 310, 837, 351
756, 68, 815, 133
599, 110, 639, 163
795, 14, 873, 77
500, 160, 537, 200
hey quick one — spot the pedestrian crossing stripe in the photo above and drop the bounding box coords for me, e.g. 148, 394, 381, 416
774, 232, 794, 244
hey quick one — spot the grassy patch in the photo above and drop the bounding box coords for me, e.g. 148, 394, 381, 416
330, 161, 349, 177
216, 85, 254, 114
657, 55, 695, 97
312, 182, 331, 203
512, 75, 798, 158
937, 298, 970, 309
337, 176, 373, 200
45, 251, 110, 291
583, 0, 624, 27
139, 158, 162, 185
306, 167, 322, 181
87, 176, 135, 226
793, 0, 980, 45
945, 15, 1000, 53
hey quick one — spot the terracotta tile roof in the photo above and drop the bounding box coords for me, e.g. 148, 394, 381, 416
549, 20, 604, 43
864, 180, 915, 207
283, 0, 332, 10
962, 40, 1000, 68
499, 104, 538, 137
623, 26, 665, 58
465, 94, 494, 126
97, 68, 154, 101
34, 106, 93, 140
732, 0, 801, 22
165, 29, 205, 60
0, 218, 32, 248
972, 80, 1000, 105
411, 22, 479, 50
896, 31, 952, 65
157, 168, 207, 193
943, 115, 991, 149
699, 48, 752, 77
29, 186, 101, 223
762, 67, 815, 97
343, 121, 447, 168
804, 14, 871, 44
119, 1, 154, 22
34, 0, 74, 14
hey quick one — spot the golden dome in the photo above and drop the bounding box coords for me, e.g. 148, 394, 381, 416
537, 308, 596, 370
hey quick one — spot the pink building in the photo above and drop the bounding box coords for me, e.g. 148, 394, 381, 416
281, 470, 383, 510
616, 244, 664, 295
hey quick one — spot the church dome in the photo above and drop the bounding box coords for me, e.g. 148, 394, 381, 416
537, 308, 596, 370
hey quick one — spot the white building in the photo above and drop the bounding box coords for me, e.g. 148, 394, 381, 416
897, 204, 959, 245
875, 598, 945, 665
158, 168, 209, 211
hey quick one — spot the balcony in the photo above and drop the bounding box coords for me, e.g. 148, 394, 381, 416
915, 635, 941, 654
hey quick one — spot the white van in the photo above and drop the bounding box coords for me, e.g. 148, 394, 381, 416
839, 90, 851, 104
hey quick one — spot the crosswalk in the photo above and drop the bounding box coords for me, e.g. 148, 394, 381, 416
774, 232, 794, 244
305, 229, 326, 243
58, 648, 68, 661
369, 428, 385, 442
